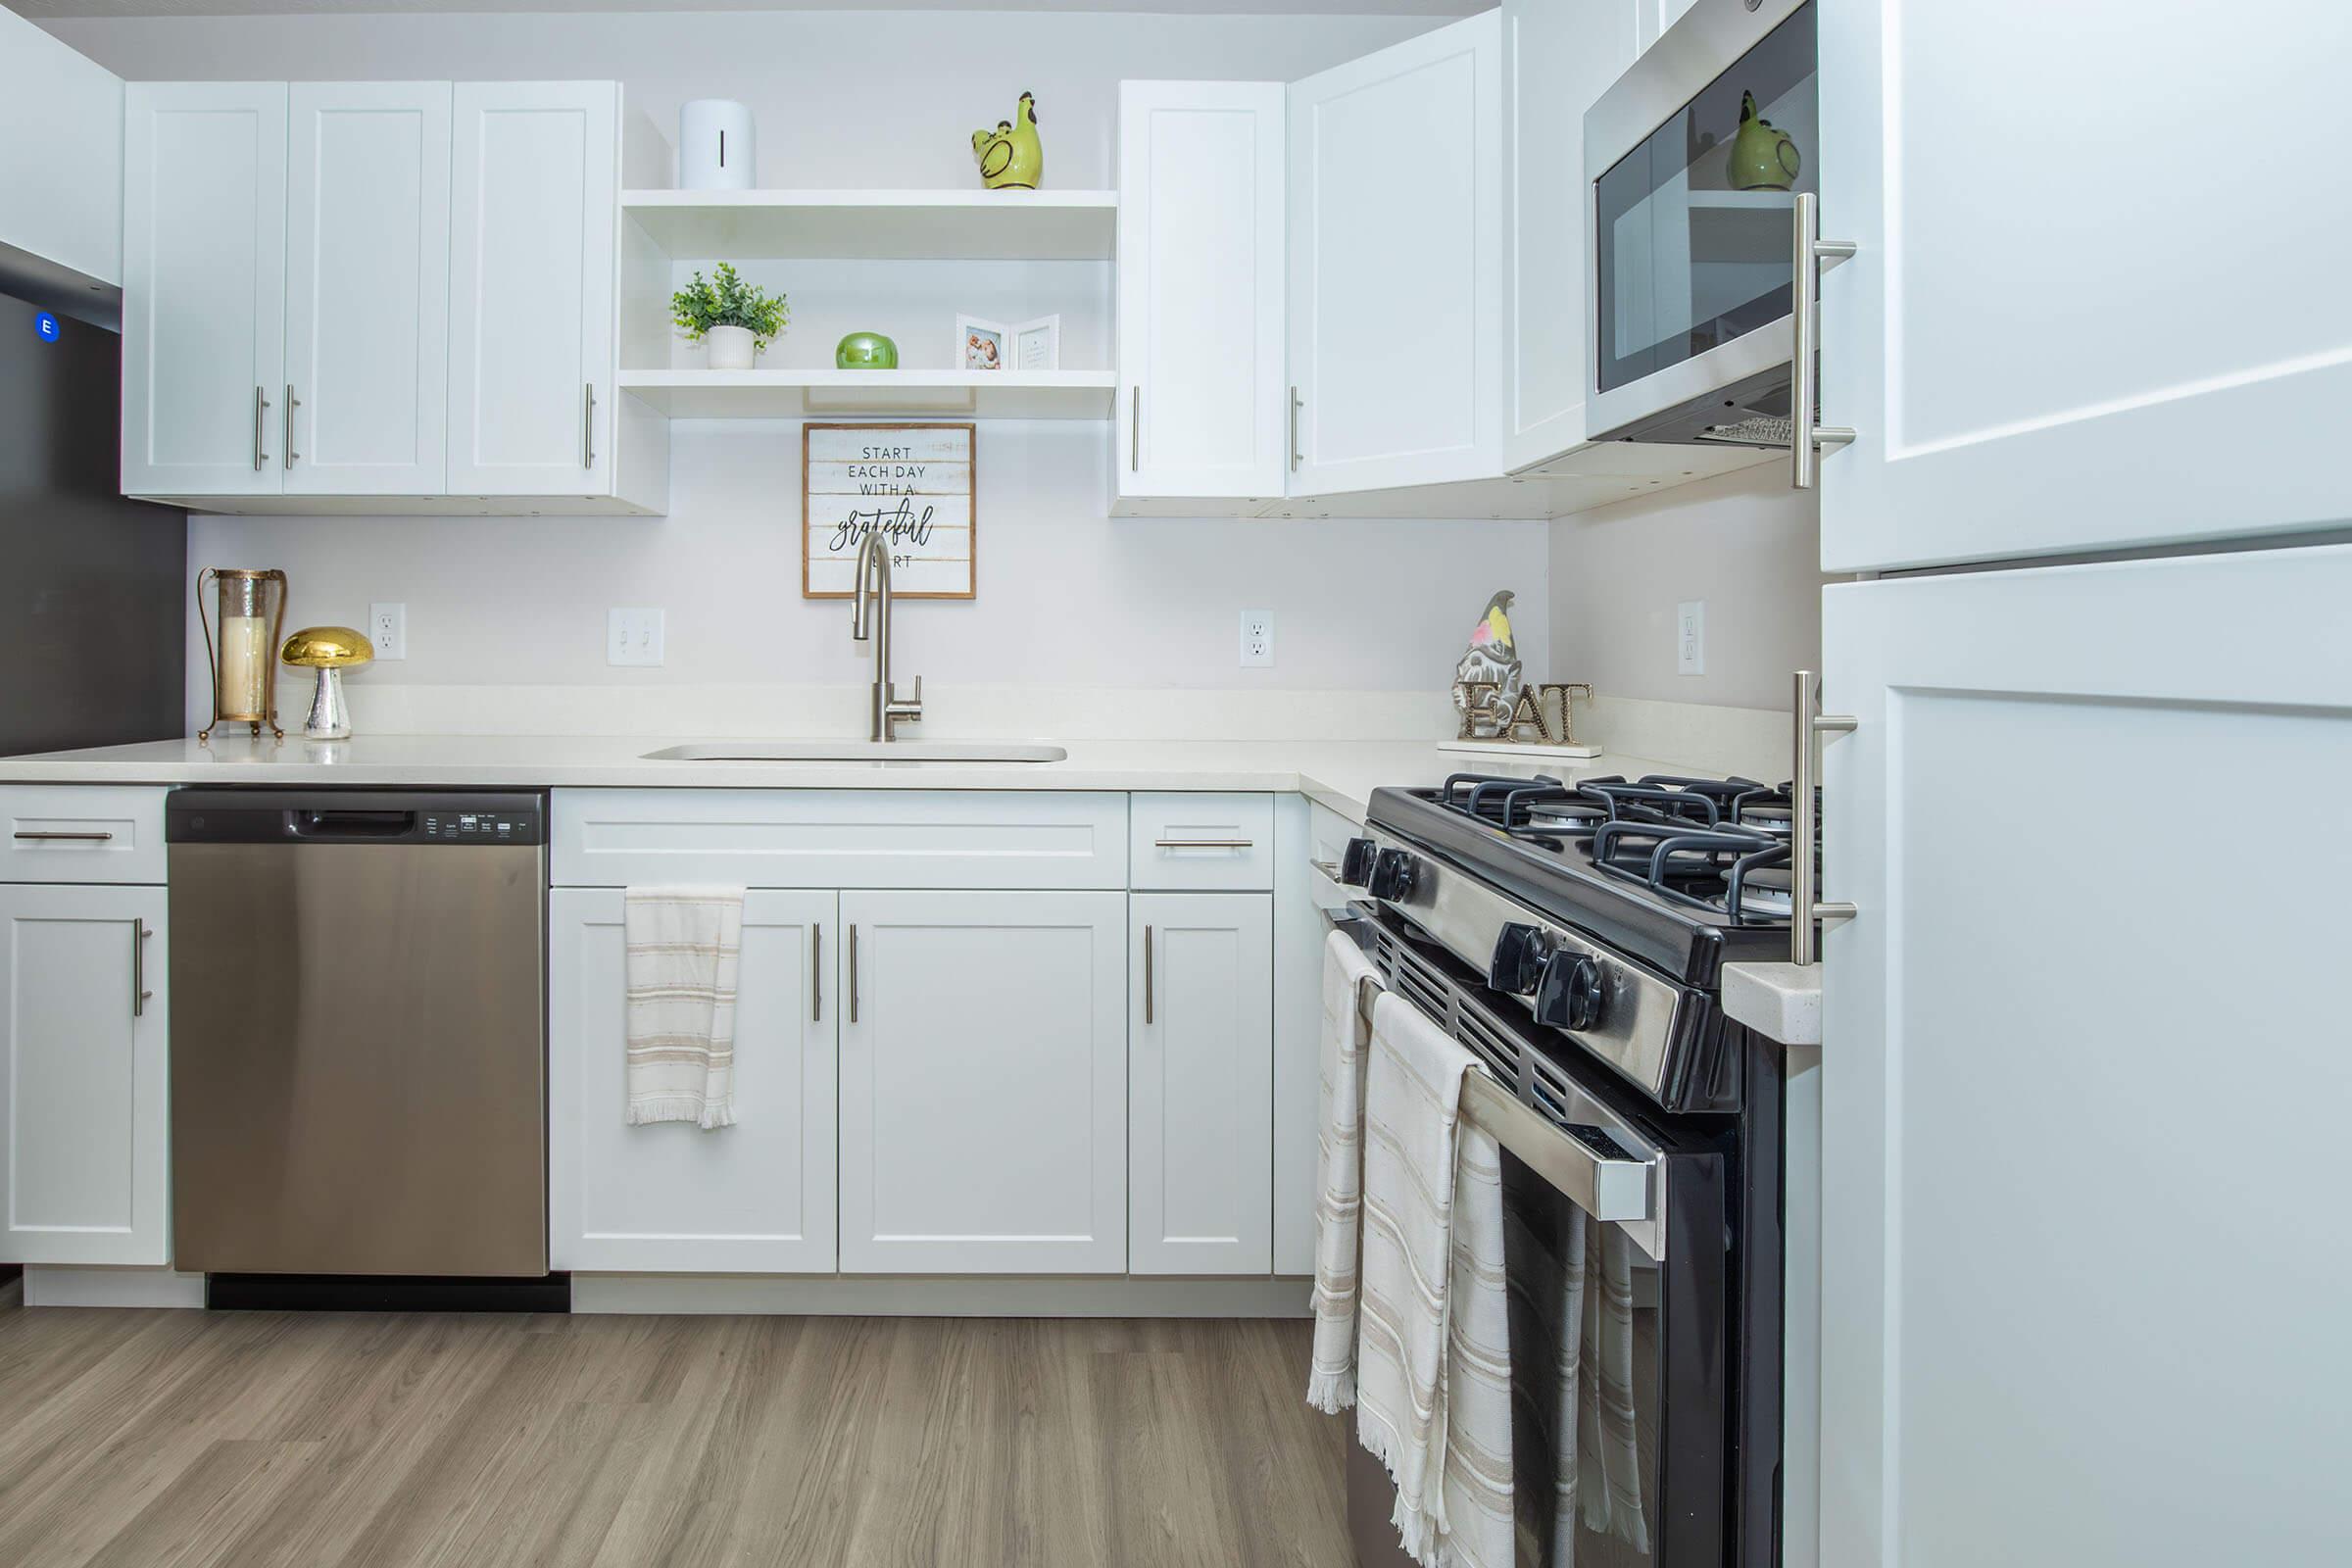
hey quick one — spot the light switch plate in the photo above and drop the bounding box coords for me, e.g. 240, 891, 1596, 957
608, 608, 665, 667
1240, 610, 1275, 668
368, 602, 407, 662
1676, 600, 1706, 675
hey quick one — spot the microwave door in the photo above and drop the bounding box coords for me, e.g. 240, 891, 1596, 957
1584, 0, 1818, 446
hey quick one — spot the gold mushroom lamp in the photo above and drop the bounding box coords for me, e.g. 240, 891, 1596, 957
280, 627, 373, 741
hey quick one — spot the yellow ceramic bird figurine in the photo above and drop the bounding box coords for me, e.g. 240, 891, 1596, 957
971, 91, 1043, 190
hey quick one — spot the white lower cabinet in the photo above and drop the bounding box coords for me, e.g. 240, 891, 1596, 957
1129, 893, 1272, 1276
547, 888, 838, 1273
839, 889, 1128, 1274
0, 885, 169, 1267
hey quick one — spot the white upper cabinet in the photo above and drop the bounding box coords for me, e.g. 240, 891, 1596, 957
1288, 10, 1504, 495
447, 81, 619, 497
1818, 1, 2352, 570
284, 82, 451, 496
0, 884, 170, 1268
1818, 545, 2352, 1568
121, 82, 287, 498
838, 889, 1127, 1275
1501, 0, 1636, 471
547, 889, 839, 1275
0, 10, 122, 289
1114, 80, 1288, 504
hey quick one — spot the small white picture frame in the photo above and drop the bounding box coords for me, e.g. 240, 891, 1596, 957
1011, 315, 1060, 370
956, 315, 1007, 372
956, 314, 1060, 372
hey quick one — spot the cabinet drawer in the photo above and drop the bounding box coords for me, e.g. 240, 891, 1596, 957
0, 788, 171, 885
1128, 793, 1275, 891
552, 789, 1130, 890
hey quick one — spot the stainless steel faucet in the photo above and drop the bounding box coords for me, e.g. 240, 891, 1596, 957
850, 530, 923, 742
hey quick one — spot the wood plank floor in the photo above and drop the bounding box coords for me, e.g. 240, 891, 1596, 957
0, 1301, 1355, 1568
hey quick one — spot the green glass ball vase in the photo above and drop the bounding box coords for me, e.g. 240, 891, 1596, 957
834, 331, 900, 369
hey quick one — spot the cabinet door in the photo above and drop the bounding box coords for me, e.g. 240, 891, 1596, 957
1818, 2, 2352, 570
1129, 893, 1272, 1276
1114, 80, 1287, 502
0, 885, 168, 1266
121, 81, 286, 497
447, 81, 616, 496
548, 888, 838, 1274
1288, 11, 1503, 495
1501, 0, 1638, 471
839, 890, 1126, 1274
283, 82, 451, 496
1818, 546, 2352, 1567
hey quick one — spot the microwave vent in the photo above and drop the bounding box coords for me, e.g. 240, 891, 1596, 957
1694, 414, 1793, 448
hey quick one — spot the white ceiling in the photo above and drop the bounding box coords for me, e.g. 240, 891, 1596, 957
17, 0, 1488, 16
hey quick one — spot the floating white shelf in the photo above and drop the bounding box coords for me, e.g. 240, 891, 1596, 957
620, 189, 1120, 261
617, 368, 1118, 420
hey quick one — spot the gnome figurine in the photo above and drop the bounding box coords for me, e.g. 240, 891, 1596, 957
1451, 590, 1523, 739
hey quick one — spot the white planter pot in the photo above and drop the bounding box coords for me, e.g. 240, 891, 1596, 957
706, 324, 757, 370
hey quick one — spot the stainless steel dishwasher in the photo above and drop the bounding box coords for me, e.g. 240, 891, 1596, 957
168, 790, 548, 1277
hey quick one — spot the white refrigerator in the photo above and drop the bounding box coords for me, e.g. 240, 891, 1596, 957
1809, 3, 2352, 1566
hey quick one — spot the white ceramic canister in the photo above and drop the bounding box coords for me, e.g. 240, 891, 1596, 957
678, 99, 756, 190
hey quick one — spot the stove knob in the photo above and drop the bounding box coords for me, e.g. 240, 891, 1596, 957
1367, 847, 1419, 903
1535, 953, 1609, 1034
1337, 837, 1378, 887
1488, 922, 1551, 995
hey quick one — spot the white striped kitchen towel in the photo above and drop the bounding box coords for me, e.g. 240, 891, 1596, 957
623, 886, 745, 1130
1438, 1102, 1513, 1568
1306, 928, 1385, 1413
1353, 990, 1479, 1567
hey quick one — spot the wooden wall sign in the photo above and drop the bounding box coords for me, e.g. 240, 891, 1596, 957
803, 422, 975, 600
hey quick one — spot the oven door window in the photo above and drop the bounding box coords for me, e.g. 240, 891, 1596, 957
1501, 1148, 1724, 1568
1593, 3, 1818, 396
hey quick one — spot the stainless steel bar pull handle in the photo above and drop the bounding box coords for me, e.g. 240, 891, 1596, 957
1791, 192, 1857, 490
14, 830, 114, 842
582, 382, 597, 468
848, 923, 859, 1024
132, 919, 152, 1018
811, 925, 822, 1022
1791, 668, 1858, 965
1152, 838, 1254, 851
1130, 386, 1141, 472
1460, 1069, 1649, 1222
253, 385, 271, 471
1143, 925, 1154, 1026
1289, 385, 1302, 472
284, 384, 299, 467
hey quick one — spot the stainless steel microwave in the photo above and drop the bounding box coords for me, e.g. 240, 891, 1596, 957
1585, 0, 1819, 448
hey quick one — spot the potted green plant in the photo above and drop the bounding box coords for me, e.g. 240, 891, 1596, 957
670, 263, 788, 370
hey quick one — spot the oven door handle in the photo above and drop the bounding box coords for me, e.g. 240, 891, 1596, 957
1461, 1068, 1652, 1223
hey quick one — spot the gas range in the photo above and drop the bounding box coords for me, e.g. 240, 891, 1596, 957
1339, 771, 1808, 1114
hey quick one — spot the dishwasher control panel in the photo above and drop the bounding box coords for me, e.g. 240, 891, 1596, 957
168, 789, 547, 847
421, 808, 537, 843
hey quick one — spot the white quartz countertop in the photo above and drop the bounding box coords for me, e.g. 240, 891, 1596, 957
1719, 961, 1823, 1047
0, 733, 1692, 825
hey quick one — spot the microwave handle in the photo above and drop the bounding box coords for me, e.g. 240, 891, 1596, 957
1791, 192, 1857, 489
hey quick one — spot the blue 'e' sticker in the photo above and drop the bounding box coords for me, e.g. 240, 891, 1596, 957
33, 312, 60, 343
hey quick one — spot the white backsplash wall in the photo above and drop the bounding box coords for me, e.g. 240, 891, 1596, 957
185, 420, 1549, 727
1548, 466, 1828, 712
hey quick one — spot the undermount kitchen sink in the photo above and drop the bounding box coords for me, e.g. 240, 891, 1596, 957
642, 741, 1068, 763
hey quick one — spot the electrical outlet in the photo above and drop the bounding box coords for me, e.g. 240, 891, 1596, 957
368, 603, 407, 662
1240, 610, 1275, 668
608, 608, 665, 667
1676, 600, 1706, 676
